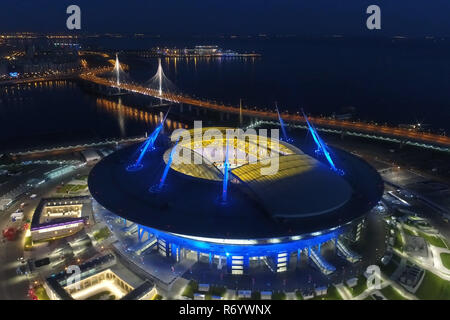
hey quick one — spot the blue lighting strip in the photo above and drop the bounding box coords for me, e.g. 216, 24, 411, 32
136, 222, 343, 258
132, 108, 171, 168
302, 110, 338, 172
222, 142, 230, 203
275, 104, 289, 142
159, 138, 179, 189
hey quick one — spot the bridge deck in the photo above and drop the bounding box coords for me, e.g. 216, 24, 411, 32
78, 69, 450, 149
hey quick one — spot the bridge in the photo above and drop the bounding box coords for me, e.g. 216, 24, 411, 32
47, 56, 450, 151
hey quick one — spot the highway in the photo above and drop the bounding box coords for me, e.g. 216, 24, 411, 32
2, 66, 448, 149
79, 70, 450, 149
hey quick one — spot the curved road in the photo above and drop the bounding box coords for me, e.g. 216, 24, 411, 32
79, 70, 450, 149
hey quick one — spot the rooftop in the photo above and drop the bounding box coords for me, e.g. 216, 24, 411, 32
88, 133, 383, 239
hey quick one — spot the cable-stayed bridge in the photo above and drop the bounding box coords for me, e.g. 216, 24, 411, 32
79, 56, 450, 151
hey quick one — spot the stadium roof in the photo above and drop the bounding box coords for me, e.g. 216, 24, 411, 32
88, 137, 383, 239
232, 154, 353, 219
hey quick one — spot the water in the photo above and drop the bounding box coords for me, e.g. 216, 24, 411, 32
0, 81, 186, 152
1, 37, 450, 152
91, 36, 450, 131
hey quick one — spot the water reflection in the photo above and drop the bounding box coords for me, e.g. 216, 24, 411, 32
95, 97, 188, 133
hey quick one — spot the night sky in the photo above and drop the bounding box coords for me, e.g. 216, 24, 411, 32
1, 0, 450, 36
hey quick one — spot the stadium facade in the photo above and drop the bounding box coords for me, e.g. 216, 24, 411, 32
89, 127, 383, 275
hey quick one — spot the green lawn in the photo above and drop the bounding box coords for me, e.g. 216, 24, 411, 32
56, 184, 87, 194
311, 286, 342, 300
181, 281, 227, 300
348, 276, 367, 297
394, 230, 404, 252
181, 280, 198, 299
205, 286, 227, 300
327, 286, 343, 300
380, 286, 406, 300
35, 286, 50, 300
93, 227, 111, 242
440, 253, 450, 270
417, 231, 449, 249
271, 291, 286, 300
403, 227, 416, 237
415, 271, 450, 300
250, 291, 261, 300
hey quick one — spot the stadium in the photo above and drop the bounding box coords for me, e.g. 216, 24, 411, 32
88, 126, 384, 276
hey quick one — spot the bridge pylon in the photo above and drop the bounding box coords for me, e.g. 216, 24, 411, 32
114, 53, 120, 86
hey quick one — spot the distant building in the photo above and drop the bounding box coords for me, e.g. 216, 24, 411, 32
44, 253, 156, 300
81, 149, 101, 163
30, 196, 91, 242
44, 165, 76, 180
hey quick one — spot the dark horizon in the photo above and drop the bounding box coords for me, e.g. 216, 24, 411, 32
2, 1, 450, 37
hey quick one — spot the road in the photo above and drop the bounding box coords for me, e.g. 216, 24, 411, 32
0, 165, 89, 299
79, 69, 450, 149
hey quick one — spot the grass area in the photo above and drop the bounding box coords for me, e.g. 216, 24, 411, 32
295, 291, 304, 300
56, 184, 87, 194
440, 253, 450, 270
348, 276, 368, 297
181, 282, 227, 300
415, 271, 450, 300
418, 232, 449, 249
204, 286, 227, 300
93, 227, 111, 242
394, 230, 404, 252
181, 280, 198, 299
405, 225, 449, 249
35, 286, 50, 300
403, 227, 416, 237
380, 286, 406, 300
152, 294, 163, 300
271, 291, 286, 300
251, 291, 261, 300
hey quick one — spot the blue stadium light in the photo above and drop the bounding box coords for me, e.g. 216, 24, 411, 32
158, 138, 179, 190
275, 103, 292, 143
126, 108, 170, 172
136, 223, 342, 258
222, 142, 230, 203
302, 109, 343, 174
